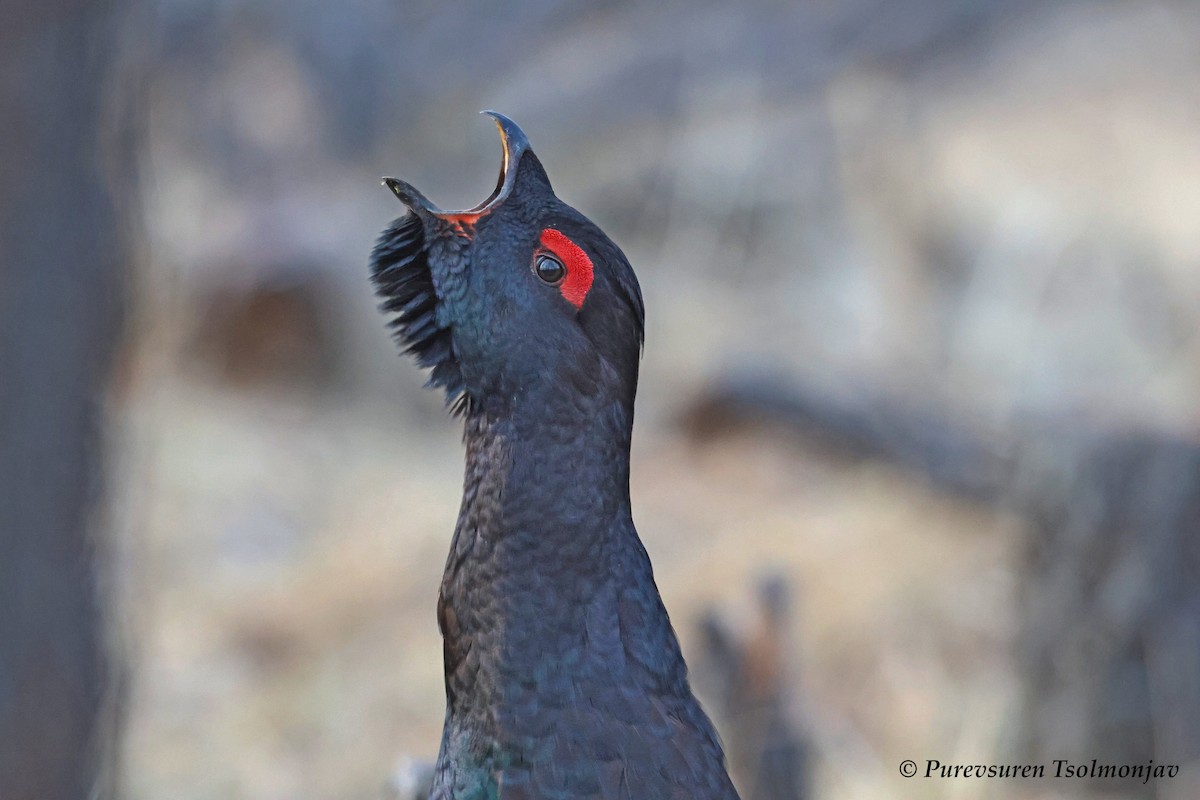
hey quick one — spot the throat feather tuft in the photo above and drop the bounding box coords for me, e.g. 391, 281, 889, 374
370, 214, 469, 415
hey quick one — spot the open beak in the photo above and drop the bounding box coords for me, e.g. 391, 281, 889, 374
383, 111, 531, 221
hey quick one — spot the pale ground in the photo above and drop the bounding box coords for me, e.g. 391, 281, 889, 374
116, 369, 1029, 800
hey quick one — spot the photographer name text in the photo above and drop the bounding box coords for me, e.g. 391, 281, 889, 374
897, 758, 1180, 784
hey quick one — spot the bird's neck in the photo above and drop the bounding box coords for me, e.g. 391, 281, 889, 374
437, 384, 689, 707
449, 388, 635, 596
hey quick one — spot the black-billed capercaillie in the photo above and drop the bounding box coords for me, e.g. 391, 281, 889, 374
370, 113, 740, 800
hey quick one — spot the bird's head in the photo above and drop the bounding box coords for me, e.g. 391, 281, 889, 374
371, 113, 644, 419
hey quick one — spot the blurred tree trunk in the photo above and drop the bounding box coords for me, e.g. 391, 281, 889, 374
0, 1, 131, 798
1014, 434, 1200, 798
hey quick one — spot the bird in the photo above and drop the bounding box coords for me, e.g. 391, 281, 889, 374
369, 112, 741, 800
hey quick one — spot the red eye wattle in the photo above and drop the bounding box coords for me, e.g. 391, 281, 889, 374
538, 228, 594, 309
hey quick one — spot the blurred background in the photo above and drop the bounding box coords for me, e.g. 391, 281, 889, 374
4, 1, 1200, 799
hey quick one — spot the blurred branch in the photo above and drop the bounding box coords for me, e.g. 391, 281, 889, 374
696, 576, 810, 800
683, 367, 1200, 795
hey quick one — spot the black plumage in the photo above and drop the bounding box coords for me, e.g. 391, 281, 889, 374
370, 113, 739, 800
372, 213, 469, 414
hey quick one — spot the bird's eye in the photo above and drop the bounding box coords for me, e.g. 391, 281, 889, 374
534, 254, 566, 285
